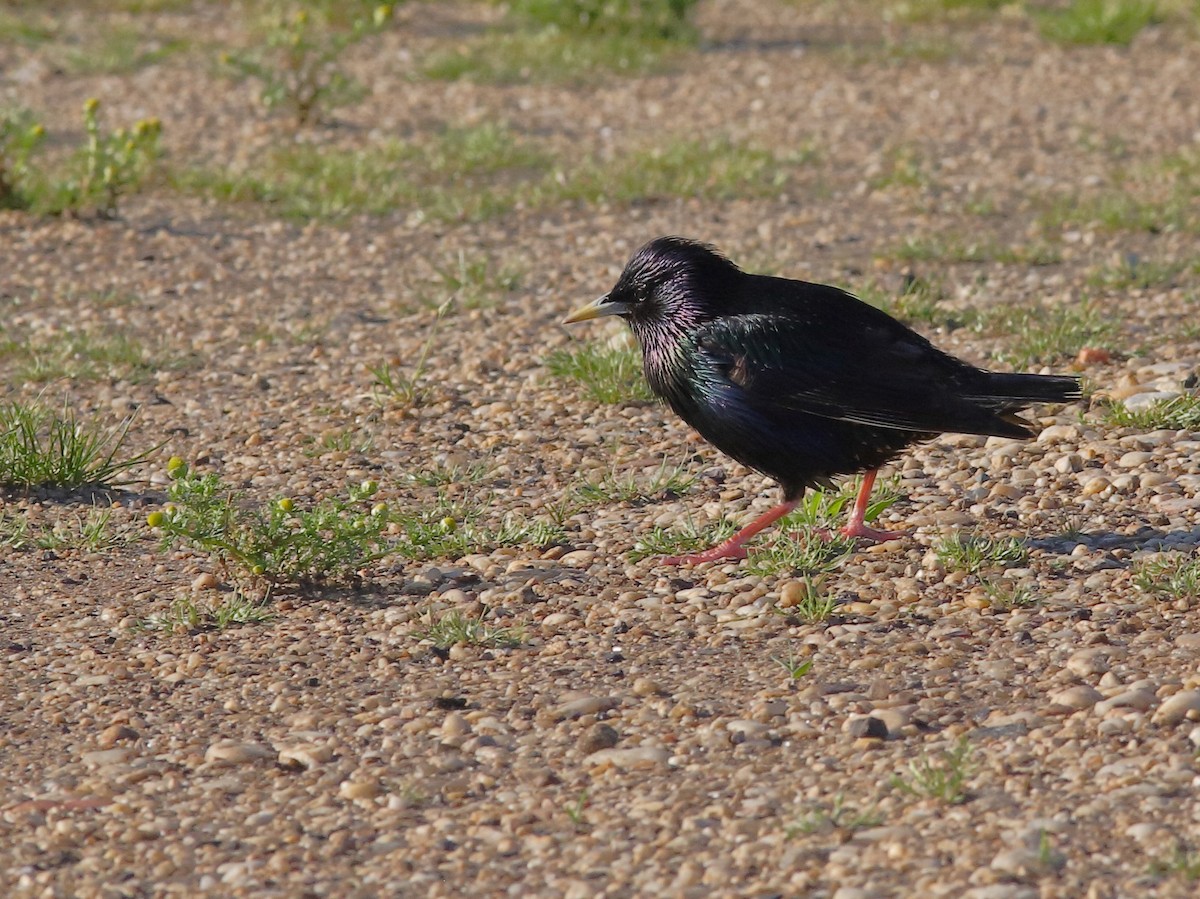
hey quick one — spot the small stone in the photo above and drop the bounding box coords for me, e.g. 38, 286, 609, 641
726, 719, 769, 738
1095, 689, 1156, 716
632, 677, 667, 697
442, 712, 471, 740
540, 611, 574, 630
1048, 685, 1103, 711
97, 724, 139, 748
559, 550, 596, 567
1152, 690, 1200, 726
1125, 822, 1160, 843
843, 716, 888, 739
191, 572, 219, 592
1054, 453, 1083, 474
205, 741, 273, 766
277, 744, 333, 769
82, 748, 131, 767
1081, 476, 1111, 497
586, 746, 671, 770
871, 707, 913, 734
339, 779, 382, 801
779, 581, 810, 609
554, 694, 619, 720
578, 723, 620, 754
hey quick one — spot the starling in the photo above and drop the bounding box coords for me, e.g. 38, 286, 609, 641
563, 236, 1081, 565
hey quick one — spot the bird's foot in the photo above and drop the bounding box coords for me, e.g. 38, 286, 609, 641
659, 543, 749, 566
838, 522, 913, 543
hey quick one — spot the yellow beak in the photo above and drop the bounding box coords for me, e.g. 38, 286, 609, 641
562, 294, 630, 325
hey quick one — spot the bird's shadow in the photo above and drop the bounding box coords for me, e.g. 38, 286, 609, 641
1028, 525, 1200, 557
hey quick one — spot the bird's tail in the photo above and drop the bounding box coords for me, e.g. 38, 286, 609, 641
973, 372, 1083, 407
963, 371, 1082, 438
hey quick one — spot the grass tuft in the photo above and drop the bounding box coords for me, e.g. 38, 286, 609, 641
891, 737, 977, 804
1133, 554, 1200, 599
0, 402, 152, 490
1035, 0, 1162, 46
1100, 394, 1200, 431
412, 608, 524, 649
934, 532, 1028, 574
546, 340, 653, 404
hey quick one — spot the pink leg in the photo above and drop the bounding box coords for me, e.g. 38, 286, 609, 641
661, 501, 798, 566
839, 469, 911, 542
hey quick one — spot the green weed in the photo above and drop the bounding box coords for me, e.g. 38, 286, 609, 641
1100, 394, 1200, 431
628, 515, 738, 561
545, 341, 653, 405
141, 593, 274, 633
934, 532, 1028, 574
785, 793, 882, 837
34, 99, 162, 219
892, 737, 977, 804
0, 401, 152, 490
412, 608, 524, 649
1035, 0, 1161, 46
1149, 841, 1200, 881
221, 1, 393, 126
0, 108, 45, 210
771, 649, 815, 682
971, 300, 1116, 368
575, 459, 695, 505
1133, 554, 1200, 599
745, 529, 855, 577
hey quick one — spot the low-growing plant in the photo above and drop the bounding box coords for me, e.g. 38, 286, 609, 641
430, 251, 522, 310
140, 593, 274, 633
425, 0, 699, 83
781, 477, 904, 532
770, 649, 814, 682
369, 300, 453, 409
0, 107, 45, 210
891, 737, 977, 804
1133, 554, 1200, 599
150, 460, 394, 589
1100, 394, 1200, 431
970, 299, 1116, 369
746, 530, 855, 577
221, 1, 395, 126
0, 401, 153, 490
412, 607, 524, 649
575, 458, 694, 506
981, 578, 1039, 610
785, 793, 882, 837
0, 328, 162, 383
33, 99, 162, 219
1035, 0, 1162, 46
1149, 841, 1200, 882
775, 574, 839, 623
545, 340, 653, 404
934, 532, 1028, 574
628, 515, 738, 561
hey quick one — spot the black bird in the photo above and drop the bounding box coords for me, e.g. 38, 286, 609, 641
563, 236, 1081, 565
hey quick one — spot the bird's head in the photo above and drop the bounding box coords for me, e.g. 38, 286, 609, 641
563, 237, 740, 333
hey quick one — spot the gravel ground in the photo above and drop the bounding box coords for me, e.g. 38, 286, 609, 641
3, 2, 1200, 897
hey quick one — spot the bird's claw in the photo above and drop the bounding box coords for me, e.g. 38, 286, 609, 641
837, 522, 913, 543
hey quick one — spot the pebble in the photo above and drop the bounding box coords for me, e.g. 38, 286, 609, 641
339, 779, 383, 801
204, 741, 274, 766
554, 694, 619, 719
1048, 685, 1103, 711
81, 748, 131, 767
586, 747, 671, 770
191, 573, 219, 592
277, 744, 333, 769
870, 707, 913, 734
97, 724, 140, 748
843, 716, 888, 739
1095, 689, 1157, 716
578, 723, 620, 754
1152, 690, 1200, 726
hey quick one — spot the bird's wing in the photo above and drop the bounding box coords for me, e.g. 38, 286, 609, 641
694, 312, 990, 433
